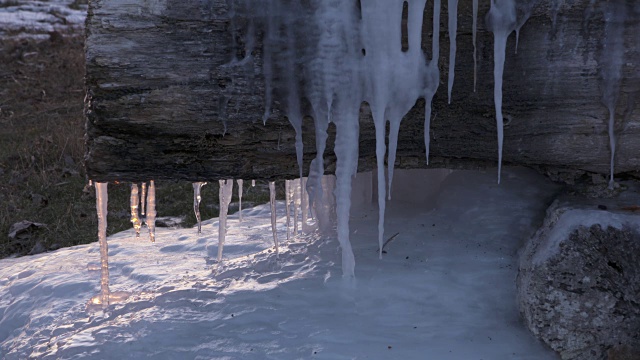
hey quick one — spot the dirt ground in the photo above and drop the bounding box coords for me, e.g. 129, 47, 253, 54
0, 34, 270, 258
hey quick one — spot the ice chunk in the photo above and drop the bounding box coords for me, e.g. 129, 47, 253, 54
269, 181, 279, 256
237, 179, 244, 222
95, 182, 110, 307
130, 183, 141, 238
193, 182, 206, 234
217, 179, 233, 263
146, 180, 157, 242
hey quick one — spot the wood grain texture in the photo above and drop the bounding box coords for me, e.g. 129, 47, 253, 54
85, 0, 640, 182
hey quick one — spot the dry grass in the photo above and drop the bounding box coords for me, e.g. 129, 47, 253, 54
0, 35, 270, 258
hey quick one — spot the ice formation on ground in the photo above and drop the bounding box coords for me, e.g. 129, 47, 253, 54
145, 180, 157, 243
95, 182, 110, 306
237, 179, 244, 222
269, 181, 279, 256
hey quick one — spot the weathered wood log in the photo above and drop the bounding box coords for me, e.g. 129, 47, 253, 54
85, 0, 640, 182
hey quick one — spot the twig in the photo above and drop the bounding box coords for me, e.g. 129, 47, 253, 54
380, 232, 400, 253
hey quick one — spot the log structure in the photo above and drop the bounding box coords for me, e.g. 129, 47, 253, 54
85, 0, 640, 182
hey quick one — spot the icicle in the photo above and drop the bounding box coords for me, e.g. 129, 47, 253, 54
425, 0, 441, 164
487, 0, 516, 184
473, 0, 478, 92
140, 182, 147, 216
262, 0, 275, 124
217, 179, 233, 263
130, 183, 141, 239
600, 1, 625, 189
251, 179, 255, 187
237, 179, 243, 222
301, 177, 309, 230
447, 0, 458, 104
293, 179, 299, 236
193, 182, 206, 234
95, 182, 110, 307
269, 181, 279, 256
146, 180, 156, 242
284, 6, 305, 179
285, 180, 291, 240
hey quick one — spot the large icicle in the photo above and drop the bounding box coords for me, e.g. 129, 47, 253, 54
146, 180, 157, 242
473, 0, 478, 91
237, 179, 243, 222
217, 179, 234, 263
285, 180, 291, 240
487, 0, 516, 184
600, 0, 625, 189
129, 183, 141, 238
95, 182, 110, 307
269, 181, 279, 256
193, 182, 206, 234
447, 0, 458, 104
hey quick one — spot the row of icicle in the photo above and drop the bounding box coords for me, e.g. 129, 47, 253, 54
93, 177, 312, 308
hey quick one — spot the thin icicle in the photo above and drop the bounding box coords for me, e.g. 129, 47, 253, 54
487, 0, 516, 184
285, 180, 291, 240
447, 0, 458, 104
193, 182, 206, 234
473, 0, 478, 92
130, 183, 141, 238
300, 177, 309, 231
140, 182, 147, 216
146, 180, 156, 242
262, 0, 275, 124
269, 181, 279, 256
95, 182, 110, 307
425, 0, 441, 164
293, 179, 299, 236
600, 0, 625, 189
217, 179, 234, 263
237, 179, 243, 222
251, 180, 256, 187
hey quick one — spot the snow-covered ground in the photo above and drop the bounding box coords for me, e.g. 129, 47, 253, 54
0, 168, 560, 359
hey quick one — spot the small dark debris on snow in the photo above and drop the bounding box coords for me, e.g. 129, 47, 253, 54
598, 204, 607, 210
387, 345, 392, 349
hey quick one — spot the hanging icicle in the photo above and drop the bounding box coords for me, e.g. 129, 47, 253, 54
269, 181, 279, 256
237, 179, 244, 222
285, 180, 291, 240
130, 183, 141, 238
146, 180, 157, 242
95, 182, 110, 307
217, 179, 234, 263
140, 182, 147, 216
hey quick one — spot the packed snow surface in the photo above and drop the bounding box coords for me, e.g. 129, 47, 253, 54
1, 169, 559, 359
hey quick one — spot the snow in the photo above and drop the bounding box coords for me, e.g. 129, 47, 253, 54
0, 168, 560, 359
0, 0, 86, 39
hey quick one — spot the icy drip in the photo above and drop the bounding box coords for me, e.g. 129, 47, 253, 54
424, 0, 441, 164
130, 183, 141, 238
217, 179, 234, 263
473, 0, 478, 91
95, 182, 110, 307
140, 182, 147, 216
237, 179, 243, 222
487, 0, 516, 184
251, 180, 255, 187
447, 0, 458, 104
193, 182, 206, 234
600, 1, 625, 189
285, 180, 291, 240
514, 0, 538, 54
268, 181, 279, 256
